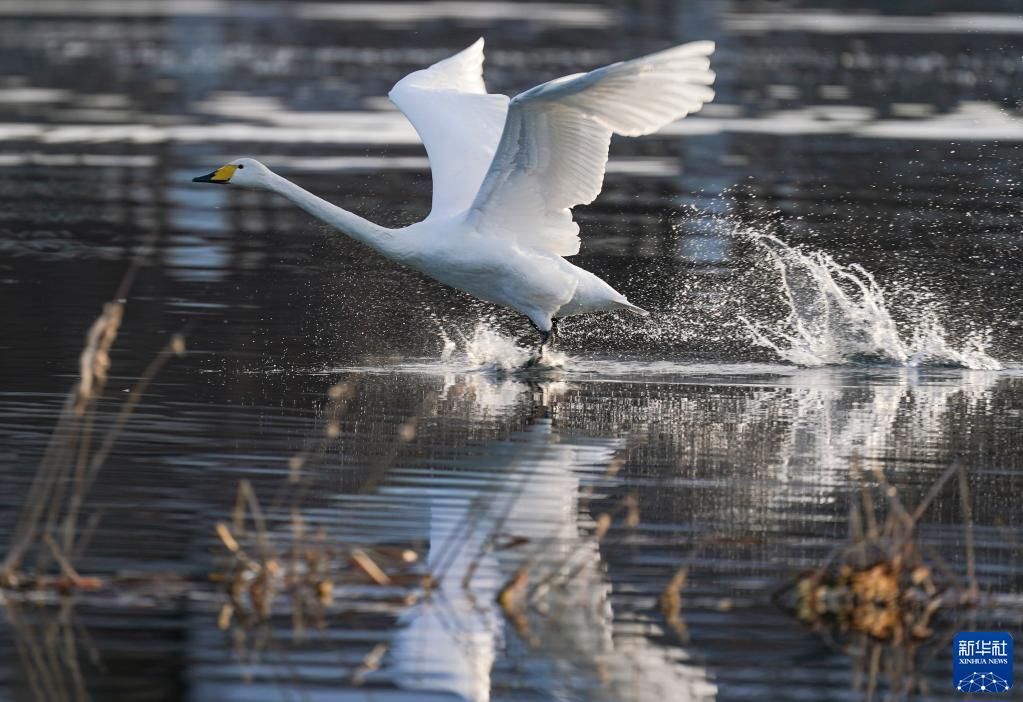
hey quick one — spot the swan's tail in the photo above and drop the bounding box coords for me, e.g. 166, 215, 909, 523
612, 300, 650, 317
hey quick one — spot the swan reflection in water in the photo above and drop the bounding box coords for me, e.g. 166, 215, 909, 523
327, 362, 1007, 701
378, 376, 716, 702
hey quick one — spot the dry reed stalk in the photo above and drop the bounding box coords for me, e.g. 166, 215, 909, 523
350, 643, 388, 685
1, 256, 184, 590
208, 374, 437, 678
774, 457, 986, 699
659, 567, 689, 643
350, 549, 391, 586
212, 474, 424, 637
497, 564, 531, 642
525, 489, 644, 604
3, 596, 92, 702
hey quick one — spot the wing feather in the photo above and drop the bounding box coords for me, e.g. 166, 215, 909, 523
467, 40, 716, 256
388, 39, 509, 220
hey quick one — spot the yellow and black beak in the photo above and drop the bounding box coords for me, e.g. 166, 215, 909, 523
192, 164, 237, 184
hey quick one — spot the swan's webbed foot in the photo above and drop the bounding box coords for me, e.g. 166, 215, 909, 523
537, 319, 561, 352
526, 317, 557, 366
536, 329, 551, 359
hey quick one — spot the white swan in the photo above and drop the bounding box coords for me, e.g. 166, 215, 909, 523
193, 38, 716, 354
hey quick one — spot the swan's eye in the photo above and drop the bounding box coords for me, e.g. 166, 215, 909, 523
237, 164, 245, 169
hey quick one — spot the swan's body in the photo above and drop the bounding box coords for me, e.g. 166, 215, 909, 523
194, 39, 716, 349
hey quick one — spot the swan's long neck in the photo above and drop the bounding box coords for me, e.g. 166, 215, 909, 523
267, 172, 399, 256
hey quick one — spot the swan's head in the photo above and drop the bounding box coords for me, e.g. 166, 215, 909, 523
192, 158, 272, 188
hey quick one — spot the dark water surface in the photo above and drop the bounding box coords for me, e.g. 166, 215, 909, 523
1, 1, 1023, 701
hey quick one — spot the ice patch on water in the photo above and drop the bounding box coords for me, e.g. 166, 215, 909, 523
741, 233, 1002, 370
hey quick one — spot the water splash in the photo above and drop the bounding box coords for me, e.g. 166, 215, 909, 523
741, 233, 1001, 369
439, 318, 567, 372
423, 224, 1004, 372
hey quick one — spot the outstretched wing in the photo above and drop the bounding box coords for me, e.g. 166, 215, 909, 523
467, 41, 716, 256
389, 38, 510, 220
